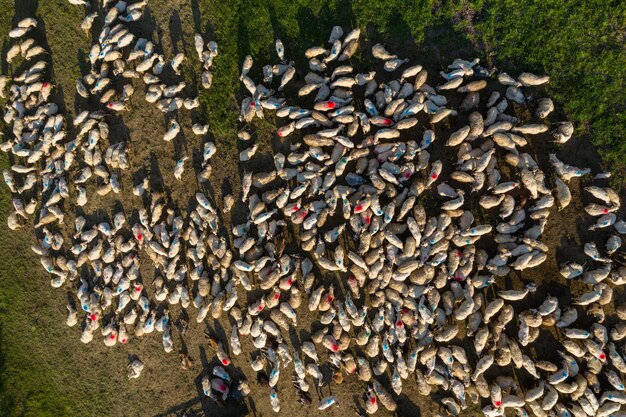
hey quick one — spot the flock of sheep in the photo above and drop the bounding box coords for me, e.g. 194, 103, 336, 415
2, 1, 626, 416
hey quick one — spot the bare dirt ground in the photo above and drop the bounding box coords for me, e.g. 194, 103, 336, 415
0, 1, 624, 417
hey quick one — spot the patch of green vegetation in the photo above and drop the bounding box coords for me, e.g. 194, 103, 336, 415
198, 0, 625, 177
353, 0, 436, 44
0, 154, 72, 417
0, 2, 76, 415
37, 0, 88, 115
470, 0, 626, 176
194, 0, 241, 153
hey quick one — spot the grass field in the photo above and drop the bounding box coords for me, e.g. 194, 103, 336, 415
0, 0, 624, 416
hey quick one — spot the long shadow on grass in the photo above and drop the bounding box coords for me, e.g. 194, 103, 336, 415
4, 0, 71, 116
0, 0, 40, 75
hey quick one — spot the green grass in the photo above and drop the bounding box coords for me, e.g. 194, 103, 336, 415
0, 161, 72, 417
0, 0, 624, 416
0, 2, 86, 416
470, 0, 626, 176
194, 0, 625, 176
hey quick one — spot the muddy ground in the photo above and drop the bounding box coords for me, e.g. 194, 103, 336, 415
0, 1, 624, 417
